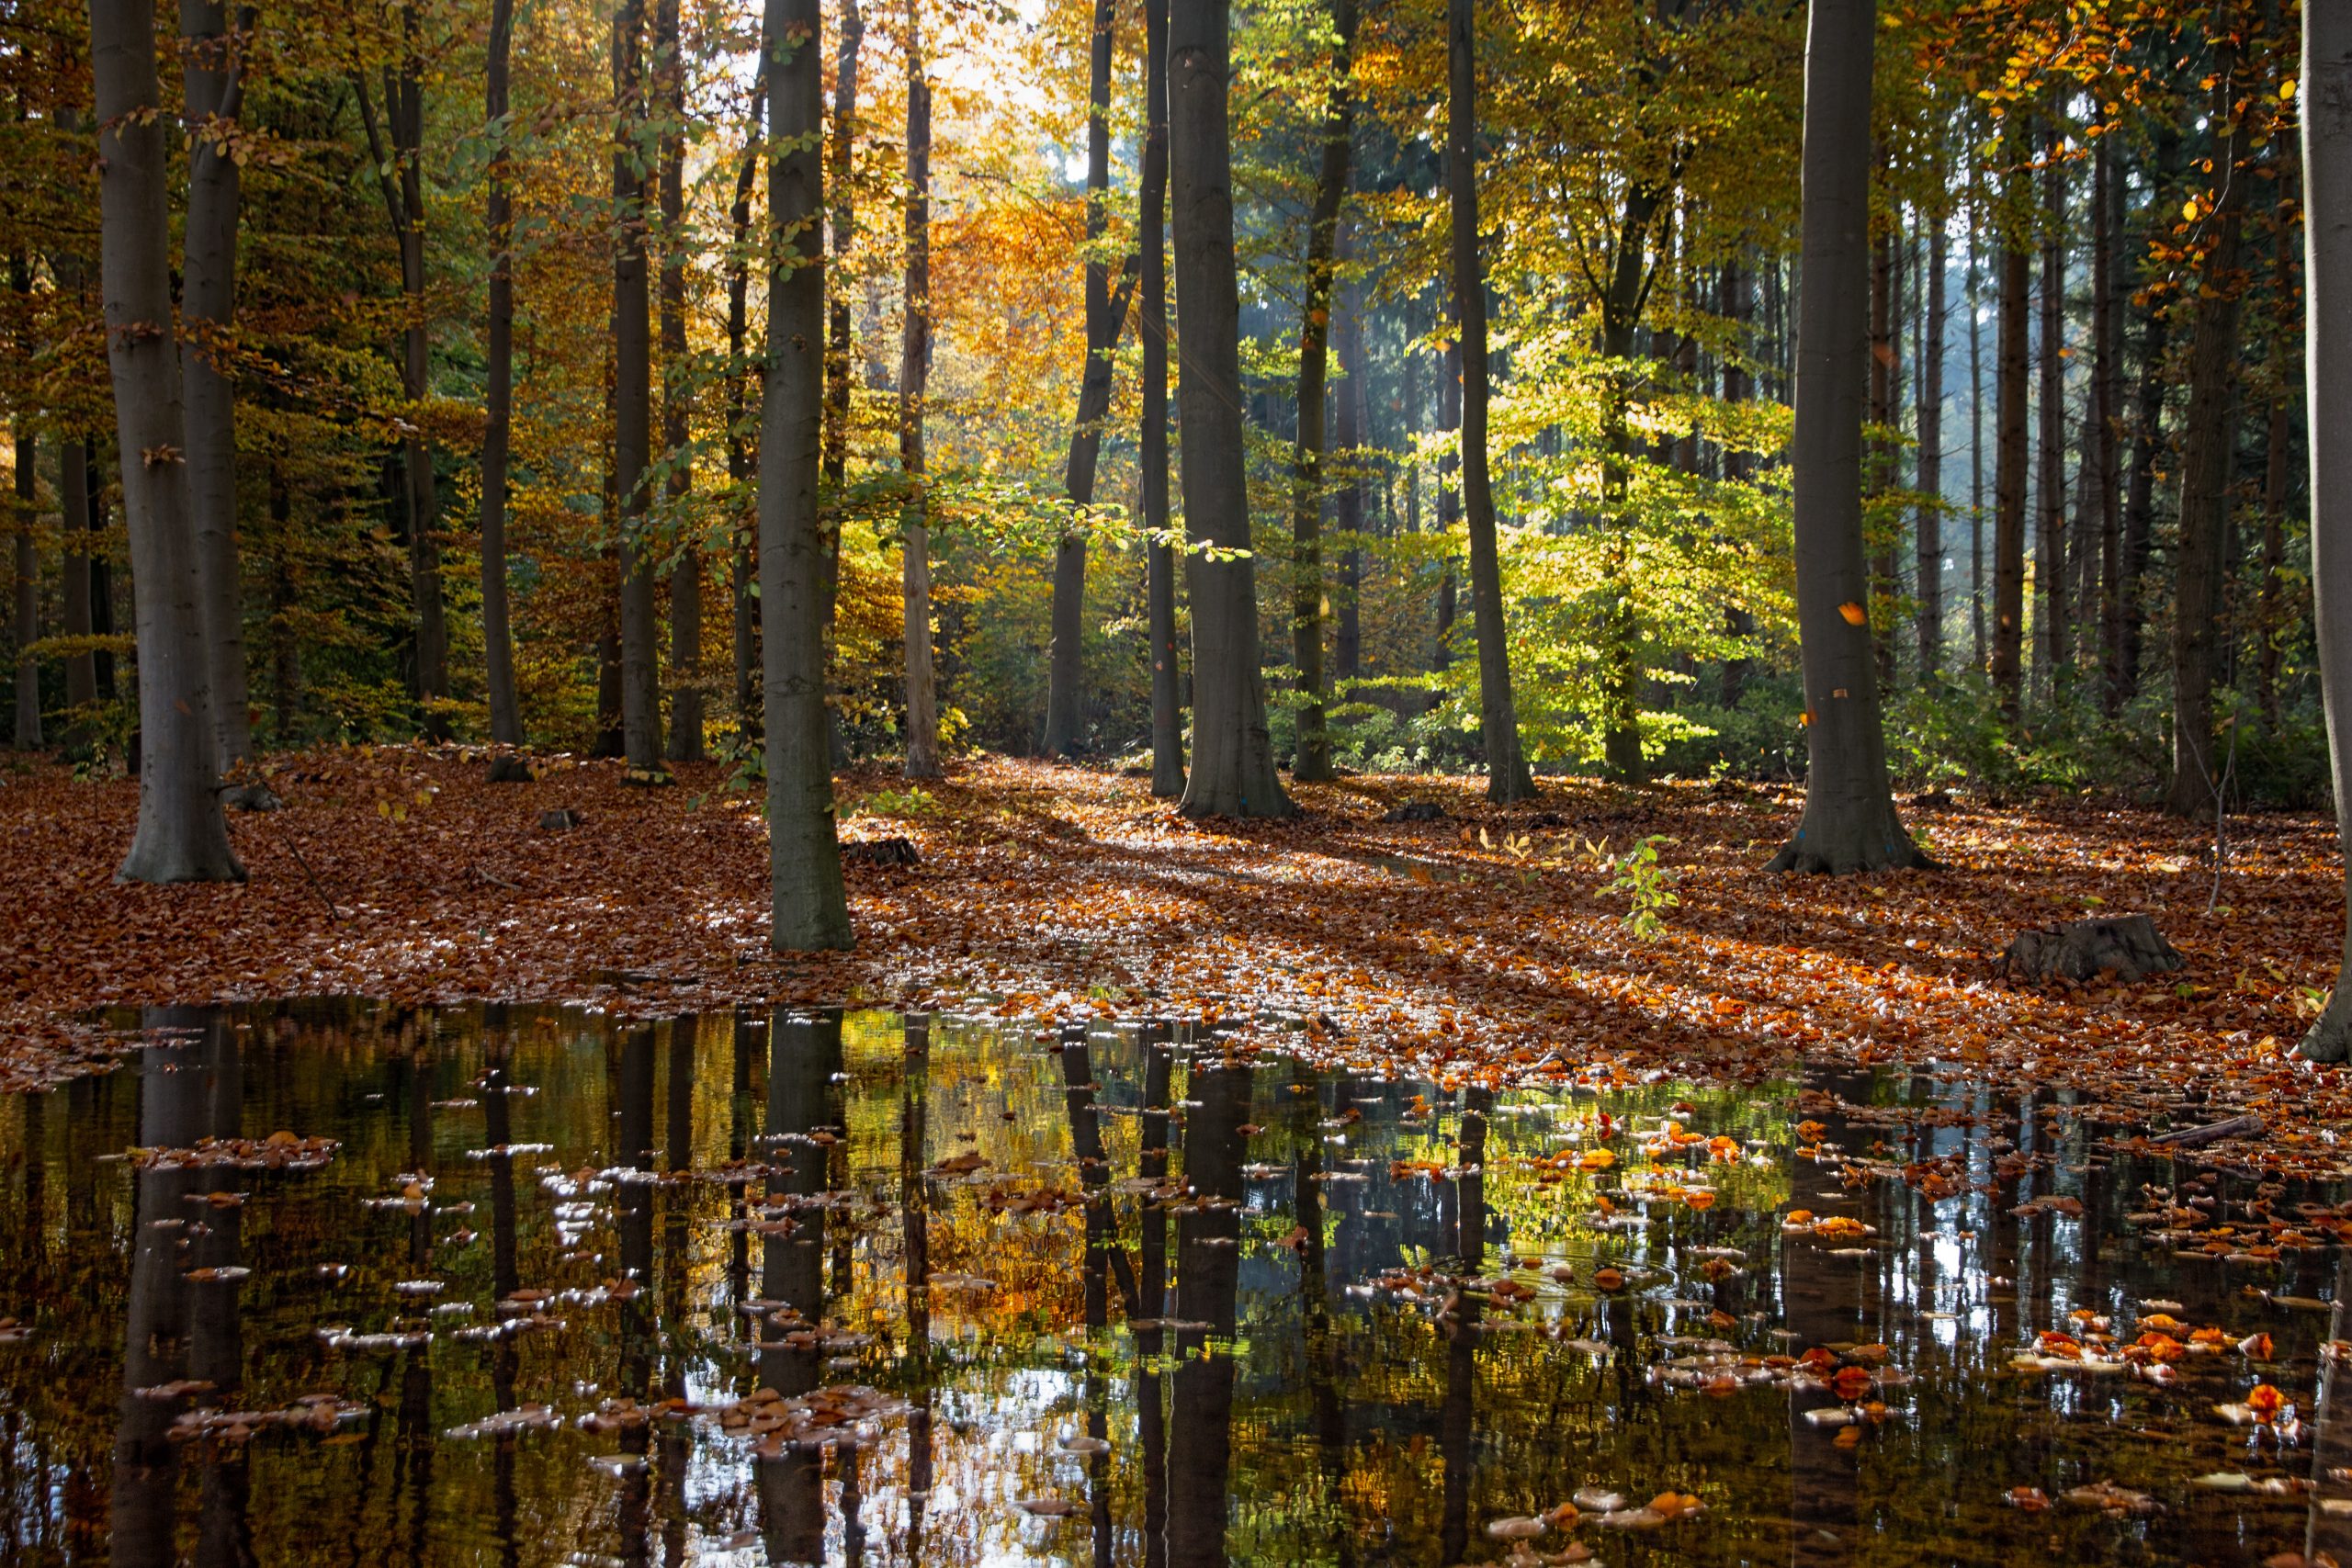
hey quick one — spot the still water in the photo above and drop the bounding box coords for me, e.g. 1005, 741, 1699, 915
0, 1001, 2348, 1565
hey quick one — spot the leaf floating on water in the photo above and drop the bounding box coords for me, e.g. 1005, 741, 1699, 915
2006, 1487, 2051, 1512
1019, 1497, 1080, 1517
1484, 1516, 1547, 1540
1057, 1435, 1111, 1455
929, 1151, 988, 1177
1570, 1488, 1623, 1514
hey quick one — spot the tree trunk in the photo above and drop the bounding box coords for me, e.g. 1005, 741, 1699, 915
180, 0, 251, 773
1597, 185, 1662, 778
2165, 46, 2248, 818
2258, 160, 2298, 734
1041, 0, 1122, 757
2036, 126, 2068, 694
1170, 0, 1291, 818
9, 281, 36, 746
1333, 223, 1365, 690
1766, 0, 1922, 875
1722, 257, 1756, 706
2096, 134, 2125, 715
1917, 214, 1945, 679
760, 0, 854, 948
1967, 175, 1986, 672
729, 87, 765, 737
1992, 232, 2030, 717
659, 0, 701, 763
614, 0, 664, 776
899, 0, 939, 780
1447, 0, 1532, 802
480, 0, 524, 753
2300, 3, 2352, 1061
1287, 0, 1355, 784
1868, 208, 1896, 689
1430, 333, 1459, 698
94, 0, 243, 881
820, 0, 862, 686
1142, 0, 1183, 797
61, 436, 96, 714
2120, 128, 2183, 708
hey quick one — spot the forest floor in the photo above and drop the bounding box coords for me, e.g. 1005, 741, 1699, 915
4, 747, 2349, 1170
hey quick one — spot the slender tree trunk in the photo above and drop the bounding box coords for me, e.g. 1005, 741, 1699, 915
1766, 0, 1923, 874
659, 0, 702, 763
1170, 0, 1291, 818
62, 436, 96, 714
1917, 214, 1945, 679
1142, 0, 1183, 797
820, 0, 862, 682
1286, 0, 1355, 783
2166, 43, 2249, 818
2036, 127, 2068, 694
2096, 135, 2126, 714
480, 0, 525, 758
1333, 223, 1365, 690
1447, 0, 1532, 802
2258, 157, 2299, 733
2296, 5, 2352, 1060
1596, 185, 1662, 777
1431, 332, 1459, 697
760, 0, 853, 947
2120, 129, 2183, 708
1968, 175, 1986, 672
11, 400, 37, 748
1992, 233, 2030, 717
899, 0, 939, 780
180, 0, 251, 773
729, 88, 765, 737
1041, 0, 1122, 757
613, 0, 664, 775
1868, 208, 1896, 688
94, 0, 243, 881
1721, 258, 1756, 706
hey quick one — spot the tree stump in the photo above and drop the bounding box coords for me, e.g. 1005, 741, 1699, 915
1996, 914, 2183, 984
842, 837, 920, 868
1383, 801, 1447, 823
538, 808, 582, 832
487, 754, 536, 784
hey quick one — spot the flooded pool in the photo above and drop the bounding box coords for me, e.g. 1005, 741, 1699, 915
1, 1001, 2348, 1565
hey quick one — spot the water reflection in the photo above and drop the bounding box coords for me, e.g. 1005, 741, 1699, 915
0, 1001, 2346, 1564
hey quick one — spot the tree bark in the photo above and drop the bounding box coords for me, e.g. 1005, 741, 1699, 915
1596, 182, 1664, 777
1967, 174, 1986, 672
899, 0, 939, 780
1170, 0, 1291, 818
94, 0, 243, 880
2036, 126, 2068, 694
2165, 43, 2249, 818
480, 0, 524, 753
1766, 0, 1922, 875
1917, 212, 1945, 679
2119, 128, 2183, 708
820, 0, 861, 685
180, 0, 251, 773
1333, 223, 1365, 690
1286, 0, 1355, 784
1041, 0, 1123, 757
61, 436, 96, 714
1868, 206, 1896, 688
760, 0, 853, 948
1447, 0, 1533, 802
2258, 159, 2298, 734
9, 257, 36, 747
1722, 257, 1756, 706
729, 86, 765, 737
1992, 231, 2030, 718
2300, 3, 2352, 1061
2095, 133, 2125, 715
1142, 0, 1183, 797
658, 0, 701, 763
613, 0, 664, 775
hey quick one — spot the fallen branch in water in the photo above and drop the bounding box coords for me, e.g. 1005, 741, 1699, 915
2148, 1114, 2264, 1148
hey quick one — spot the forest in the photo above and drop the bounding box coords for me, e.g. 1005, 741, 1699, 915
9, 0, 2352, 1562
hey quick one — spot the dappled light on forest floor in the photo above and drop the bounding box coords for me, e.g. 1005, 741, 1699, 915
4, 754, 2352, 1160
6, 1001, 2352, 1564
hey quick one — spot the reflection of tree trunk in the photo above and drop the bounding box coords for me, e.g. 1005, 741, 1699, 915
1785, 1070, 1870, 1566
901, 1014, 935, 1554
481, 1007, 524, 1568
1137, 1022, 1172, 1568
1295, 1094, 1355, 1568
2307, 1254, 2352, 1561
1168, 1057, 1249, 1567
613, 1026, 656, 1567
757, 1010, 840, 1563
1439, 1088, 1487, 1566
659, 1016, 695, 1568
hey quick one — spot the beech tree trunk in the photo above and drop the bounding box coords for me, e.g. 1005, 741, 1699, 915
820, 0, 861, 685
1142, 0, 1183, 797
760, 0, 853, 948
1967, 180, 1986, 672
1170, 0, 1291, 818
1765, 0, 1922, 875
1333, 225, 1365, 689
1286, 0, 1355, 783
2298, 5, 2352, 1061
659, 0, 702, 763
480, 0, 524, 751
9, 271, 35, 746
2035, 129, 2068, 693
1041, 0, 1122, 757
1991, 231, 2029, 718
1446, 0, 1533, 802
180, 0, 251, 773
94, 0, 243, 881
728, 87, 765, 736
61, 436, 96, 714
614, 0, 664, 775
1917, 213, 1945, 678
2166, 45, 2248, 819
899, 0, 939, 780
